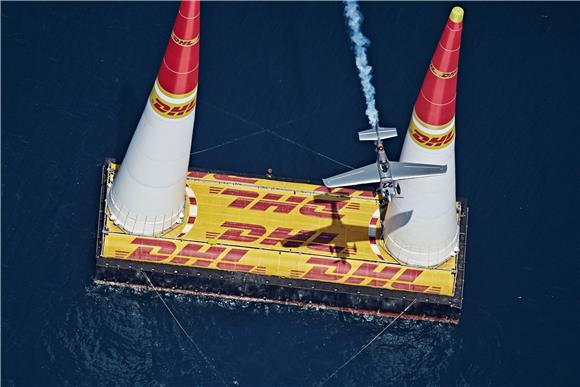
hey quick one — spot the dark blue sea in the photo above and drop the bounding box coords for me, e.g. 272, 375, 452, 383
2, 2, 579, 386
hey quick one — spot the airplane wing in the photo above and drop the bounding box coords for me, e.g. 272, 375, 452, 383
322, 163, 379, 188
389, 161, 447, 181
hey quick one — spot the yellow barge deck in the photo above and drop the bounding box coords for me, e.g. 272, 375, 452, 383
95, 161, 467, 322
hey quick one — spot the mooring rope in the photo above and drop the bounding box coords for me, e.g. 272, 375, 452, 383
317, 299, 417, 387
265, 129, 355, 170
142, 271, 231, 386
195, 101, 355, 170
191, 128, 268, 155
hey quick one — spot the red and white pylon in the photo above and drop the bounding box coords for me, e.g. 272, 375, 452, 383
383, 6, 464, 267
107, 0, 200, 236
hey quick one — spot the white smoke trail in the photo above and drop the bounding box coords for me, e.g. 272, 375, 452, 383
343, 0, 379, 128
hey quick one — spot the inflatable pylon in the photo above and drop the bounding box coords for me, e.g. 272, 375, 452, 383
383, 6, 464, 267
107, 0, 200, 236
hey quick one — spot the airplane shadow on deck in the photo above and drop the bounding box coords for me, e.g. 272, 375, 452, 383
280, 195, 413, 259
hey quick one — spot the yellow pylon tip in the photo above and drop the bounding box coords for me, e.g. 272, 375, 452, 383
449, 6, 464, 23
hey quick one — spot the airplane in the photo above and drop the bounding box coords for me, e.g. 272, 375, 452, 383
322, 125, 447, 204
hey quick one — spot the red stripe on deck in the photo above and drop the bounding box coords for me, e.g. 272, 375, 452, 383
391, 282, 429, 292
188, 171, 209, 178
397, 269, 423, 283
216, 249, 253, 272
214, 174, 258, 184
286, 196, 306, 203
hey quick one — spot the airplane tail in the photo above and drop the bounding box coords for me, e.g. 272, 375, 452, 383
358, 127, 397, 141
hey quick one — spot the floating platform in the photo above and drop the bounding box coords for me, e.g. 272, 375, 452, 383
95, 161, 468, 323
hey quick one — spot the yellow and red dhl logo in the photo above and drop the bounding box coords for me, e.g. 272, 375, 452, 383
409, 122, 455, 149
149, 87, 196, 119
302, 256, 430, 292
187, 171, 374, 199
126, 237, 254, 271
208, 186, 362, 218
216, 221, 349, 254
429, 62, 458, 79
121, 238, 433, 293
171, 31, 199, 47
187, 171, 260, 184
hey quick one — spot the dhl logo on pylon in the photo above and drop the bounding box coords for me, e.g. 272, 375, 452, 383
429, 63, 457, 79
150, 80, 197, 119
409, 109, 455, 149
171, 31, 199, 47
149, 0, 200, 119
409, 6, 463, 150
